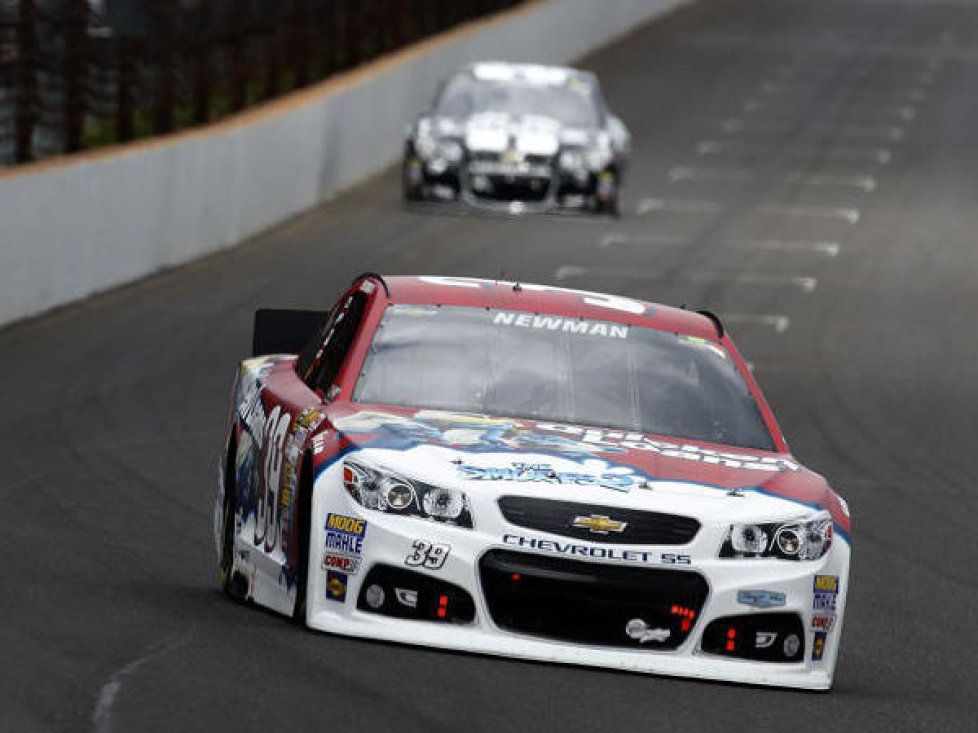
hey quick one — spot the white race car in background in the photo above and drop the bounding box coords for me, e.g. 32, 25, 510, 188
402, 62, 631, 214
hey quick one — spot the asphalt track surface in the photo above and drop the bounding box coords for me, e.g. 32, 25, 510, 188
4, 1, 978, 730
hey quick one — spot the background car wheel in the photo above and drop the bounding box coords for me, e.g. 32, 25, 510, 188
402, 157, 424, 201
593, 170, 620, 216
219, 437, 248, 601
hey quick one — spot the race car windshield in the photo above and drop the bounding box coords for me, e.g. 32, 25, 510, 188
354, 305, 776, 451
435, 76, 599, 128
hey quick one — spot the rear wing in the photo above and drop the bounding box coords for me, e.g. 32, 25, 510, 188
252, 309, 326, 357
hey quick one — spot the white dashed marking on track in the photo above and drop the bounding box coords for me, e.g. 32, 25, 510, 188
697, 140, 892, 164
817, 123, 905, 141
669, 166, 755, 184
670, 167, 875, 191
597, 232, 687, 248
636, 197, 724, 215
553, 267, 817, 293
783, 172, 877, 191
756, 204, 861, 225
723, 314, 792, 334
738, 239, 841, 257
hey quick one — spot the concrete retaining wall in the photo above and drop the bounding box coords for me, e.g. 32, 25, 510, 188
0, 0, 691, 327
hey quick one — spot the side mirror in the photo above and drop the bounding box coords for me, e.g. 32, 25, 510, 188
252, 309, 326, 357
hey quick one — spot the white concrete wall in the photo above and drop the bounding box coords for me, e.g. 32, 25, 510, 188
0, 0, 691, 327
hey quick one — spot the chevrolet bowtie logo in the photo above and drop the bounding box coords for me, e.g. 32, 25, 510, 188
572, 514, 627, 534
502, 148, 524, 164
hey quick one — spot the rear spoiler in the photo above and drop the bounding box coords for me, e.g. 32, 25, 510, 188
252, 308, 326, 357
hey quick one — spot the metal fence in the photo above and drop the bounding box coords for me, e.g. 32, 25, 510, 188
0, 0, 523, 166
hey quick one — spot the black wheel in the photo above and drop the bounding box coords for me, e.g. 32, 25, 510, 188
292, 454, 314, 623
402, 156, 424, 201
219, 436, 247, 600
593, 170, 620, 216
595, 194, 620, 217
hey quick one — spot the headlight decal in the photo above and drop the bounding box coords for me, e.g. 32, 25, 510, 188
720, 512, 833, 560
343, 458, 474, 529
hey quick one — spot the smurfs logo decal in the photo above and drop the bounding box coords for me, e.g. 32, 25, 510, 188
457, 460, 649, 492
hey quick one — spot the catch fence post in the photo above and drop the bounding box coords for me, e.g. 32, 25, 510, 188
62, 0, 88, 153
13, 0, 37, 163
116, 38, 134, 141
151, 0, 174, 134
191, 3, 212, 125
230, 0, 248, 111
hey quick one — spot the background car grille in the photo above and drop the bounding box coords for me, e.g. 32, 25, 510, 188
480, 550, 709, 649
469, 151, 553, 166
498, 496, 700, 545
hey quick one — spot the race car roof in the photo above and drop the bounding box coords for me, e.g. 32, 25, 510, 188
467, 61, 593, 87
378, 276, 720, 339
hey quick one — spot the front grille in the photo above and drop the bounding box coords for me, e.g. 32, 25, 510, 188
498, 496, 700, 545
480, 550, 708, 649
473, 177, 551, 202
469, 151, 553, 167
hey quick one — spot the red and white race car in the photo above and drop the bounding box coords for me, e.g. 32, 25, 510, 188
215, 274, 851, 690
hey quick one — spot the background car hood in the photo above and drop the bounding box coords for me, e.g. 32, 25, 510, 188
462, 112, 563, 156
321, 405, 851, 536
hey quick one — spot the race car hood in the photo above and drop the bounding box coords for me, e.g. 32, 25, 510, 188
319, 405, 851, 537
463, 112, 563, 156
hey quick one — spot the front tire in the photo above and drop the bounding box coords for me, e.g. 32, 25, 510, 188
291, 454, 314, 624
219, 437, 247, 600
402, 156, 425, 201
593, 169, 620, 216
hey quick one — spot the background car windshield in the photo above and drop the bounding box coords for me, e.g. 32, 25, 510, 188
354, 305, 775, 451
435, 76, 599, 127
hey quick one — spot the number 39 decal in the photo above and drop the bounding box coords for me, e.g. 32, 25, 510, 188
405, 540, 450, 570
